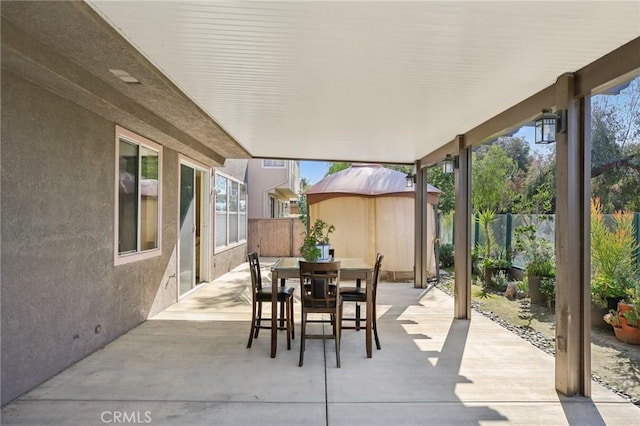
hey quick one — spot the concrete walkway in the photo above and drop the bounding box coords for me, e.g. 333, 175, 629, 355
2, 260, 638, 425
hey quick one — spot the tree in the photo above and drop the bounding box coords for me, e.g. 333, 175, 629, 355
426, 166, 454, 215
513, 152, 555, 215
590, 78, 640, 212
300, 176, 310, 190
298, 194, 309, 228
499, 136, 531, 172
325, 162, 351, 176
472, 144, 517, 212
476, 136, 530, 173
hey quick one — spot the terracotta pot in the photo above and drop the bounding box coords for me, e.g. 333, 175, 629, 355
612, 323, 640, 345
592, 298, 623, 331
617, 302, 635, 328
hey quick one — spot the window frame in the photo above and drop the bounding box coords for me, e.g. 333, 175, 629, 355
262, 159, 286, 168
114, 126, 163, 266
214, 171, 247, 252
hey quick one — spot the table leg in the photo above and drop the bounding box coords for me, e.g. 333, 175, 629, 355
279, 278, 286, 328
271, 273, 278, 358
355, 278, 361, 330
366, 272, 372, 358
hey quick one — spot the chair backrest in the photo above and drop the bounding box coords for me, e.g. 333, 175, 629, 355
373, 253, 384, 294
299, 261, 341, 308
247, 252, 263, 293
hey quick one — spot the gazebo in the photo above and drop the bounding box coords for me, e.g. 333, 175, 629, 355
305, 164, 441, 279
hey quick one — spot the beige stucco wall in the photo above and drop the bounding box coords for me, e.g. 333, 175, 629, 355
0, 71, 227, 405
309, 195, 436, 276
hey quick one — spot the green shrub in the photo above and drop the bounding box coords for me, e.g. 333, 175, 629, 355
516, 280, 528, 293
540, 277, 556, 309
439, 243, 455, 268
590, 198, 639, 307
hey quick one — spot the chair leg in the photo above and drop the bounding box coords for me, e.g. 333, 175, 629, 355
254, 302, 262, 338
299, 311, 306, 367
247, 301, 257, 348
279, 300, 286, 328
286, 299, 291, 350
355, 304, 361, 330
289, 296, 295, 340
372, 297, 381, 349
335, 305, 342, 368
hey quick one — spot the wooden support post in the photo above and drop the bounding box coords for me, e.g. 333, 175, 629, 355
554, 73, 591, 397
454, 136, 472, 319
414, 161, 427, 288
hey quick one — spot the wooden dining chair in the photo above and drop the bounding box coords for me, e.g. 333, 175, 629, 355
340, 253, 383, 350
246, 252, 295, 350
298, 260, 342, 367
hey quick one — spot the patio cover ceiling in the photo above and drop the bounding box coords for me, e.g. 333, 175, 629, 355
85, 1, 640, 164
5, 2, 638, 165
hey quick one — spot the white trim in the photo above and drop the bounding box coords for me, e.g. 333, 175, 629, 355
114, 126, 163, 266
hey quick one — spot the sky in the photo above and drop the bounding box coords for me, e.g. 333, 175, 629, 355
300, 161, 329, 185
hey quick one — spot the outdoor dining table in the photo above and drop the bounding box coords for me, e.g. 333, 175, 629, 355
270, 257, 374, 359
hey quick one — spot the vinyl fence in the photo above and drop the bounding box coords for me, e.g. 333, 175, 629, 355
439, 212, 640, 269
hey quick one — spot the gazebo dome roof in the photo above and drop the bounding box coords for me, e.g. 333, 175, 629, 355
305, 163, 440, 205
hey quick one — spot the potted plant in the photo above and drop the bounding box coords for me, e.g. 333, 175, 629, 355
604, 281, 640, 345
479, 254, 512, 289
300, 219, 335, 261
540, 276, 556, 309
476, 210, 512, 288
590, 199, 638, 327
514, 224, 555, 305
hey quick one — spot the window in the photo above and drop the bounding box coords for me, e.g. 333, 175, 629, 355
215, 173, 247, 250
115, 126, 162, 265
262, 159, 285, 168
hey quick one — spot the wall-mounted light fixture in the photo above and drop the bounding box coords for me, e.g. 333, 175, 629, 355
405, 172, 415, 188
405, 165, 417, 187
534, 108, 566, 144
442, 154, 458, 174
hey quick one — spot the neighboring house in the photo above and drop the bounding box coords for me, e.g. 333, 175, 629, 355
0, 3, 250, 405
247, 159, 300, 219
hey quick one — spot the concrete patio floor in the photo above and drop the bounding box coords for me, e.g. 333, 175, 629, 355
2, 259, 639, 425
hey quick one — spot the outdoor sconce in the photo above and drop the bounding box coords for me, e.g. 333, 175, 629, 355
442, 154, 458, 174
406, 172, 416, 187
534, 108, 566, 144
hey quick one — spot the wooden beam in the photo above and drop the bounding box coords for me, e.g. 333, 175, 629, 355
432, 38, 640, 156
575, 37, 640, 97
419, 140, 457, 169
463, 86, 555, 148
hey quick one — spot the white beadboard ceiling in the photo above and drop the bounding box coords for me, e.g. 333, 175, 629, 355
87, 1, 639, 164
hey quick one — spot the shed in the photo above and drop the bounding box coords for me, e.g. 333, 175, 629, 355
305, 164, 441, 278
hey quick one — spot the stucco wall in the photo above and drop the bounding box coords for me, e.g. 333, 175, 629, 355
0, 72, 180, 405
